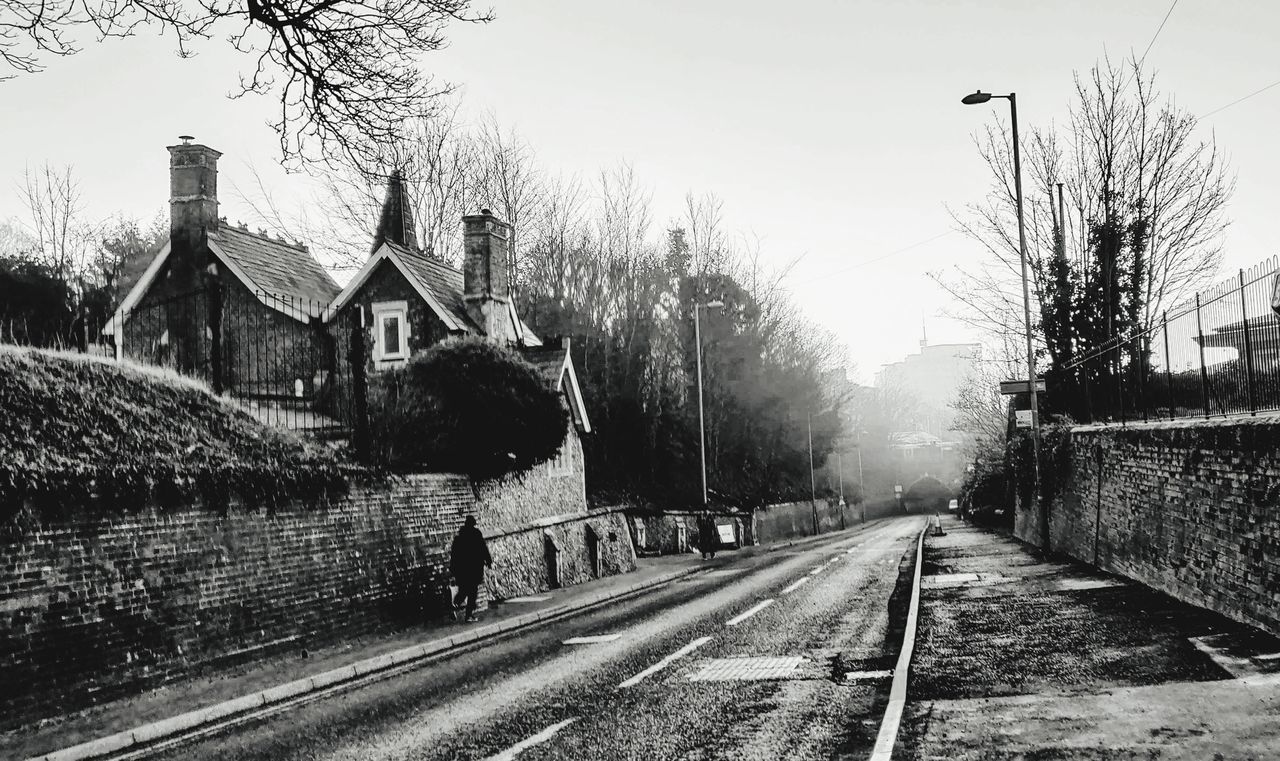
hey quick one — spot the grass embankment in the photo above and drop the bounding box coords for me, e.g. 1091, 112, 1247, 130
0, 345, 361, 520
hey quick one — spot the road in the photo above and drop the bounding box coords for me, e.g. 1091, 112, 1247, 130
154, 516, 926, 761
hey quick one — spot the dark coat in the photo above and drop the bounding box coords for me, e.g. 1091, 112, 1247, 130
698, 515, 718, 549
450, 524, 492, 584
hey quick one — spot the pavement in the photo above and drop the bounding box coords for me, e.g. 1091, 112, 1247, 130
897, 514, 1280, 760
49, 515, 927, 761
6, 517, 902, 761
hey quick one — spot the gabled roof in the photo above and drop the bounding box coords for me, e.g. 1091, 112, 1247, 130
103, 225, 340, 336
208, 227, 340, 309
520, 342, 592, 433
325, 240, 541, 347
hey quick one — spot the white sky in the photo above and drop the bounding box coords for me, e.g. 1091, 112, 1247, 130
2, 0, 1277, 383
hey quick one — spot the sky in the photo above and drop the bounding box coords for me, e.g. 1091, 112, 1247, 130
2, 0, 1278, 383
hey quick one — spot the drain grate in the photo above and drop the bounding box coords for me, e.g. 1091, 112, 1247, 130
687, 656, 806, 682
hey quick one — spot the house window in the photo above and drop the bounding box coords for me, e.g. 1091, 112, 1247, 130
371, 301, 409, 364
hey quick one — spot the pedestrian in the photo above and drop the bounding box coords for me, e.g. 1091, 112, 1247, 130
449, 515, 492, 623
698, 512, 717, 560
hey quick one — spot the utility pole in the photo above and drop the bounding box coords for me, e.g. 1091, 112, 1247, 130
808, 410, 818, 535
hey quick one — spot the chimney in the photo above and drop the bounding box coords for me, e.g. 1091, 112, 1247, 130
167, 136, 221, 290
372, 169, 418, 254
463, 209, 515, 343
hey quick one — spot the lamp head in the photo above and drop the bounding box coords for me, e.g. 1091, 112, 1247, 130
704, 299, 725, 309
961, 91, 993, 105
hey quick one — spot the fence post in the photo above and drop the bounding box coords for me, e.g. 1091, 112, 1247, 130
1137, 331, 1148, 423
1239, 268, 1257, 415
1195, 294, 1210, 419
208, 282, 224, 395
349, 307, 371, 462
1162, 311, 1172, 420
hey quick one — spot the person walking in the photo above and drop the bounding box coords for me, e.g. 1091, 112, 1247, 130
449, 515, 492, 623
698, 512, 717, 560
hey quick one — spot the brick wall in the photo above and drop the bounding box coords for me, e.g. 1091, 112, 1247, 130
1014, 417, 1280, 637
0, 474, 472, 728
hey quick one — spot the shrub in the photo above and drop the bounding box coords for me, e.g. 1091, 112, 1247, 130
0, 345, 360, 526
368, 337, 568, 478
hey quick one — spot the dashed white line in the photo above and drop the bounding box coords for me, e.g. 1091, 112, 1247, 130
563, 634, 622, 645
781, 577, 810, 595
617, 637, 712, 688
482, 717, 578, 761
726, 599, 774, 626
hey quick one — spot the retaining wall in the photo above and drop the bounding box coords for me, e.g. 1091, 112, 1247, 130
1, 461, 636, 727
1014, 416, 1280, 637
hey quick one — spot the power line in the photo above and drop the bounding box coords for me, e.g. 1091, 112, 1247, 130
1138, 0, 1179, 65
796, 230, 955, 285
1199, 78, 1280, 119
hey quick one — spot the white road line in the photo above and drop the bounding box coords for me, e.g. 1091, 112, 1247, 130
781, 577, 809, 595
617, 637, 712, 688
482, 718, 578, 761
563, 634, 622, 645
726, 599, 774, 626
870, 526, 926, 761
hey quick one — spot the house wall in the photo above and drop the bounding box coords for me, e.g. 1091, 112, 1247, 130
474, 426, 636, 598
338, 259, 454, 372
1013, 417, 1280, 637
121, 271, 327, 398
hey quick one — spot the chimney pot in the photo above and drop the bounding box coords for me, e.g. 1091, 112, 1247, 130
480, 208, 492, 215
179, 135, 194, 145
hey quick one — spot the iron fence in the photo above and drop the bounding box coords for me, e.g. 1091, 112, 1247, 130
5, 284, 375, 443
1061, 255, 1280, 423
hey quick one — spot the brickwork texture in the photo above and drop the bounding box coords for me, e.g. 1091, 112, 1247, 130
1013, 416, 1280, 637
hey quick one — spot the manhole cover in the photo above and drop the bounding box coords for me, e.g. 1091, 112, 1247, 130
687, 656, 806, 682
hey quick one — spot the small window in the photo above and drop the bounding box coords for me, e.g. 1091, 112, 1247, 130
371, 301, 409, 364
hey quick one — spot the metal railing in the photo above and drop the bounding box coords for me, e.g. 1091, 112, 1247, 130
1061, 255, 1280, 423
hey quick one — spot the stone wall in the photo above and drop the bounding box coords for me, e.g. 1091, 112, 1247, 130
0, 452, 636, 728
0, 474, 472, 727
754, 499, 861, 543
1014, 417, 1280, 637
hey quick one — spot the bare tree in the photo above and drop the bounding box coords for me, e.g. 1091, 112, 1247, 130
471, 115, 546, 292
1, 1, 494, 168
19, 162, 95, 282
939, 56, 1232, 350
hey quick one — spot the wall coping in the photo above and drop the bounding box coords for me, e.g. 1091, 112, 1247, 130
483, 506, 626, 540
1071, 410, 1280, 434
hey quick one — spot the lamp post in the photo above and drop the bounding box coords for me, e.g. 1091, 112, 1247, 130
694, 299, 724, 508
961, 89, 1046, 552
807, 410, 818, 535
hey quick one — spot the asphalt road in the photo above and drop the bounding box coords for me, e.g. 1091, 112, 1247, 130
154, 515, 926, 761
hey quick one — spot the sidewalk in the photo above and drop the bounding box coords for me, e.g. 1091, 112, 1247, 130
5, 525, 860, 761
898, 515, 1280, 760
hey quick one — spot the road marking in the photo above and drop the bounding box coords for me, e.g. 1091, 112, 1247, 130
726, 599, 774, 626
563, 634, 622, 645
482, 717, 578, 761
870, 527, 926, 761
781, 577, 809, 595
617, 637, 712, 688
844, 669, 893, 681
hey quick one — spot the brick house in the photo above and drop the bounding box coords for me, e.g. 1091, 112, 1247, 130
325, 172, 592, 465
103, 138, 340, 401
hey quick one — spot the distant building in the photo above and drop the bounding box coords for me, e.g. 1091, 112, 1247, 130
875, 335, 981, 441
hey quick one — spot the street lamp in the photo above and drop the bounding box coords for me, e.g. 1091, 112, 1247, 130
961, 89, 1045, 551
694, 299, 724, 508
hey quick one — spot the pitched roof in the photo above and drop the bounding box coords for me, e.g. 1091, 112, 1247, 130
388, 242, 474, 329
103, 225, 340, 336
208, 226, 340, 309
326, 241, 542, 347
519, 342, 591, 433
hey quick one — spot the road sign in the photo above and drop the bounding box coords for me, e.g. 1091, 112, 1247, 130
1015, 409, 1035, 428
999, 379, 1047, 395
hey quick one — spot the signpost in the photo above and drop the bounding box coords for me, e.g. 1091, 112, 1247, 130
999, 379, 1046, 395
